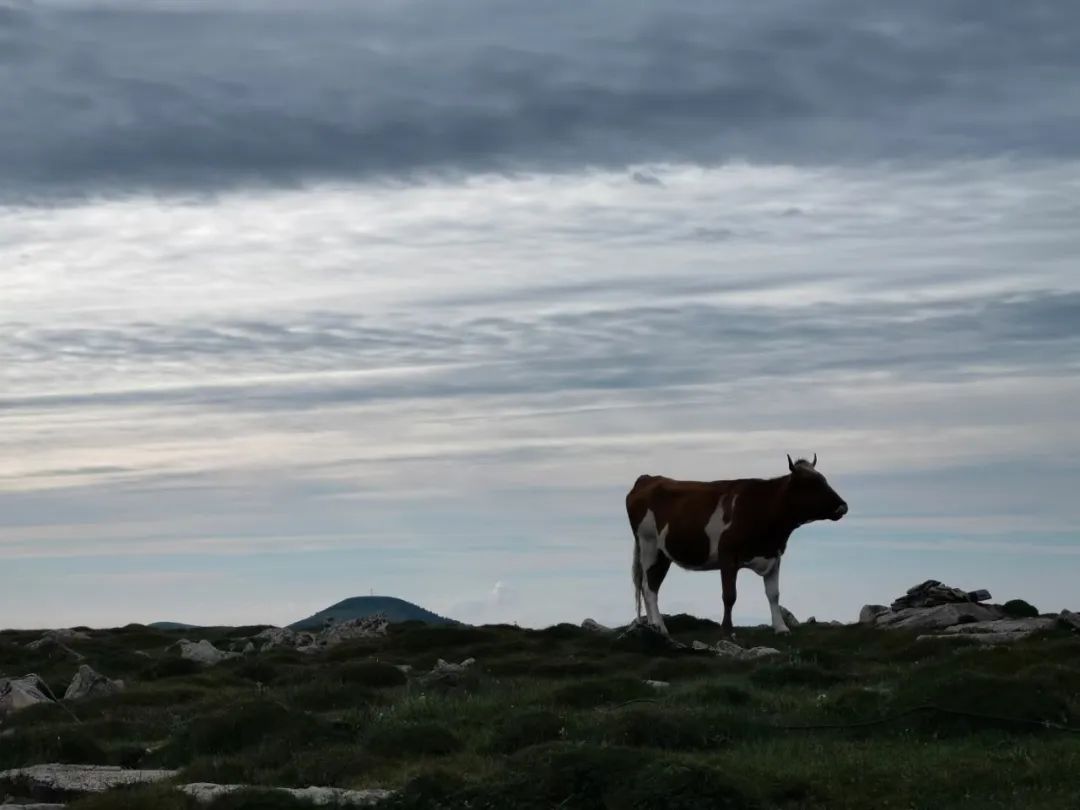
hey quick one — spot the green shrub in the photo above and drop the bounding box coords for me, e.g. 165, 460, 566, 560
552, 676, 654, 708
338, 661, 407, 688
487, 709, 564, 753
365, 721, 463, 758
141, 656, 203, 680
0, 727, 109, 770
1002, 599, 1040, 618
749, 662, 844, 689
597, 706, 728, 750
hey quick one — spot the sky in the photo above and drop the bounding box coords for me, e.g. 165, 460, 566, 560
2, 0, 1079, 630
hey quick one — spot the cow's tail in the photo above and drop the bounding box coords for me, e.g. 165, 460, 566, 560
632, 533, 643, 620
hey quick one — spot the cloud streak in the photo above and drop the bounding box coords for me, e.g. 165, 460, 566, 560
3, 1, 1080, 200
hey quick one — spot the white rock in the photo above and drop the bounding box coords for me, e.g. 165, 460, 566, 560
874, 602, 1004, 630
692, 640, 782, 661
318, 614, 389, 647
941, 617, 1057, 638
742, 646, 783, 659
253, 627, 300, 651
644, 680, 670, 690
0, 674, 52, 716
859, 605, 889, 624
0, 764, 177, 794
180, 782, 393, 806
177, 639, 239, 666
64, 665, 125, 701
581, 618, 612, 633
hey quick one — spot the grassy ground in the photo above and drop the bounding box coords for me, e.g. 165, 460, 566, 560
2, 616, 1079, 809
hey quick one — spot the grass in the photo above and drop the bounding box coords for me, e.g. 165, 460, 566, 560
2, 618, 1080, 809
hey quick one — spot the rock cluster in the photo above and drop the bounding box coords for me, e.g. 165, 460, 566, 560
691, 640, 782, 660
890, 580, 991, 610
861, 579, 1079, 643
0, 764, 177, 794
180, 782, 393, 806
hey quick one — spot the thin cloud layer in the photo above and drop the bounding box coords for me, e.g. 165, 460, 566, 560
3, 1, 1080, 200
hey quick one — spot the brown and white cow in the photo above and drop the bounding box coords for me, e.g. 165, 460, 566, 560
626, 454, 847, 637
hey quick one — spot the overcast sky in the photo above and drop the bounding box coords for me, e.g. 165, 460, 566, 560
2, 0, 1079, 629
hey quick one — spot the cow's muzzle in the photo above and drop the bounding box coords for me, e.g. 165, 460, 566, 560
832, 502, 848, 520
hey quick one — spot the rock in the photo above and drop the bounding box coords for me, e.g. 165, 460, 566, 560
941, 617, 1057, 638
242, 641, 256, 655
253, 627, 300, 651
0, 765, 176, 794
779, 607, 800, 628
394, 664, 413, 675
581, 618, 612, 633
693, 640, 781, 661
873, 602, 1005, 631
177, 640, 239, 666
644, 680, 670, 690
616, 619, 689, 651
180, 782, 393, 806
859, 605, 889, 624
806, 616, 816, 624
63, 665, 124, 701
741, 646, 782, 660
419, 658, 476, 688
890, 579, 991, 610
1059, 610, 1080, 631
318, 614, 389, 647
0, 804, 66, 809
0, 674, 52, 716
917, 631, 1034, 645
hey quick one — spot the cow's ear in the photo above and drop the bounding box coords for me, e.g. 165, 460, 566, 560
811, 453, 817, 468
787, 454, 795, 472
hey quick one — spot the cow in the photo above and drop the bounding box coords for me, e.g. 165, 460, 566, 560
626, 454, 847, 638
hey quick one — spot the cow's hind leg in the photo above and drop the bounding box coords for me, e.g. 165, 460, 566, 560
720, 564, 738, 639
643, 553, 671, 635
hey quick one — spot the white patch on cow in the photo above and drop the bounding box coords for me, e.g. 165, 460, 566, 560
740, 555, 789, 634
703, 494, 736, 566
635, 509, 670, 634
741, 556, 778, 576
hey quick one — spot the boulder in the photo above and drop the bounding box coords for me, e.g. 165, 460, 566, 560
616, 619, 689, 651
419, 658, 476, 689
1060, 610, 1080, 631
253, 627, 302, 651
859, 605, 889, 624
644, 680, 670, 690
873, 602, 1004, 631
692, 639, 781, 661
180, 782, 393, 806
581, 618, 612, 633
890, 579, 991, 610
0, 764, 176, 794
941, 617, 1057, 638
0, 674, 52, 716
177, 640, 239, 666
318, 614, 389, 647
63, 665, 124, 701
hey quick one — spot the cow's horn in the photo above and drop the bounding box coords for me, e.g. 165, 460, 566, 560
787, 454, 795, 471
812, 453, 817, 468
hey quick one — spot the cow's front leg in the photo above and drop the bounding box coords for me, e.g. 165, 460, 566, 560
720, 565, 738, 639
763, 558, 790, 634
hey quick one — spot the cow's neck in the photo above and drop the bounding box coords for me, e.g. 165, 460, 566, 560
747, 475, 801, 556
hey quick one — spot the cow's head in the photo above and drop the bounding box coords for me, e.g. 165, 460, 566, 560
785, 454, 848, 523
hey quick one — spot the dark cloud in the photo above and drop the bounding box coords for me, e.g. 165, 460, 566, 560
3, 0, 1079, 200
4, 290, 1078, 414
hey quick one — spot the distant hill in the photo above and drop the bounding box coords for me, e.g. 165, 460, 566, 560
147, 621, 200, 630
289, 596, 457, 630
